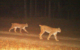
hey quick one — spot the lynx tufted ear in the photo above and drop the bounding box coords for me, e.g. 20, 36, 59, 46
58, 27, 61, 32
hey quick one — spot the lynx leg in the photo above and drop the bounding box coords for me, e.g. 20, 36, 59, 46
54, 33, 59, 41
9, 27, 13, 32
39, 29, 45, 39
47, 33, 53, 40
14, 28, 17, 33
23, 28, 28, 33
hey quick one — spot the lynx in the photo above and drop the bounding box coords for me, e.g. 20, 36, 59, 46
39, 25, 61, 41
9, 23, 28, 33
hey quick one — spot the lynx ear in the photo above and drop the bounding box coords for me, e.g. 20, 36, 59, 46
58, 27, 60, 29
39, 25, 41, 26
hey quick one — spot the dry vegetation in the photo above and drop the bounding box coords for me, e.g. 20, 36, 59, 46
0, 39, 80, 50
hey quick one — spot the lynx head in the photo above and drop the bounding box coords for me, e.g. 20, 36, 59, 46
25, 23, 28, 27
57, 28, 61, 32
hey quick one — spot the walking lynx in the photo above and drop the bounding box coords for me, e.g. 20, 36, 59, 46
39, 25, 61, 41
9, 23, 28, 33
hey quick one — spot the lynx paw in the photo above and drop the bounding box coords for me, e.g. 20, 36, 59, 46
56, 40, 59, 41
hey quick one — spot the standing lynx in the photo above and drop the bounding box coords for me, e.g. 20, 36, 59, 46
9, 23, 28, 33
39, 25, 61, 41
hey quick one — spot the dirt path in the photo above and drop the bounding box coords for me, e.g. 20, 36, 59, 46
0, 31, 80, 48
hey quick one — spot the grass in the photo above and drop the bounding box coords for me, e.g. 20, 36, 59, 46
0, 39, 80, 50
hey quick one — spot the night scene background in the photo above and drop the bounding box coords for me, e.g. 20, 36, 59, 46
0, 0, 80, 49
0, 0, 80, 19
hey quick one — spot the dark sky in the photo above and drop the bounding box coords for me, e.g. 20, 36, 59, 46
0, 0, 80, 19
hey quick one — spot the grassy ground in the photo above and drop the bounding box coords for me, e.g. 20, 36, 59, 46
0, 39, 80, 50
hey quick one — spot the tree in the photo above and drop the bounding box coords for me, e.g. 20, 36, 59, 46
24, 0, 27, 18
